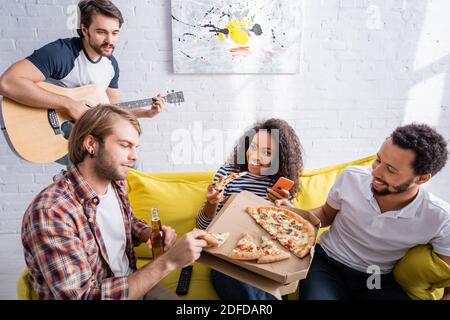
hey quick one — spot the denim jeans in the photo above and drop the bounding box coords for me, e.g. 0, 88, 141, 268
211, 269, 280, 300
299, 245, 410, 300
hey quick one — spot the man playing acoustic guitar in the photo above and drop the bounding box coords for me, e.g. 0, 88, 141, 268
0, 0, 165, 166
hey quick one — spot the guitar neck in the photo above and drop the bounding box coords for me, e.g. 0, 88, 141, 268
116, 91, 184, 109
117, 98, 155, 110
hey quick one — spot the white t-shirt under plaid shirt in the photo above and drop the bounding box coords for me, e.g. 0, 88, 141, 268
196, 165, 276, 229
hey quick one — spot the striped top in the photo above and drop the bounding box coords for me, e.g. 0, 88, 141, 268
196, 165, 277, 229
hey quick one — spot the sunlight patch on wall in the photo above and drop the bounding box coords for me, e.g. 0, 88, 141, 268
403, 73, 445, 125
413, 0, 450, 70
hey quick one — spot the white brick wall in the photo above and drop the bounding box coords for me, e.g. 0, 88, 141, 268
0, 0, 449, 234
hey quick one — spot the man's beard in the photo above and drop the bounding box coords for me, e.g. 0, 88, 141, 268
94, 146, 127, 181
371, 178, 414, 196
87, 32, 115, 57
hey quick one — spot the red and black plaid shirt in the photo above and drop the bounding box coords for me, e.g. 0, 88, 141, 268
22, 166, 149, 299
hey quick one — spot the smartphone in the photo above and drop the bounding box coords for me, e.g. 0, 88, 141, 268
271, 177, 294, 192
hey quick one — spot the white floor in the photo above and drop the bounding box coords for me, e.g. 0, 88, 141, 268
0, 233, 25, 300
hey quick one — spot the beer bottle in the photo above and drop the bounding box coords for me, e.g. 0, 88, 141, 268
150, 208, 165, 258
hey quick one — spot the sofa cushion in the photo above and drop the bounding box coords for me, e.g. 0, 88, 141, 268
126, 170, 214, 258
294, 155, 376, 210
17, 269, 38, 300
393, 244, 450, 300
126, 171, 220, 300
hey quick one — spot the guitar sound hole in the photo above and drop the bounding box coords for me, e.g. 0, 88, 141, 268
61, 121, 75, 140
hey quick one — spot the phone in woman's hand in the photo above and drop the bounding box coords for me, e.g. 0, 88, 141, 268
271, 177, 294, 192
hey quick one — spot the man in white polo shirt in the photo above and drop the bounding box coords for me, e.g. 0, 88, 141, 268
285, 123, 450, 300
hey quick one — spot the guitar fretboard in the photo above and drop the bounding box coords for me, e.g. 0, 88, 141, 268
117, 98, 154, 110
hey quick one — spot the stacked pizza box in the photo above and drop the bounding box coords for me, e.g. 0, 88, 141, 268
198, 191, 321, 299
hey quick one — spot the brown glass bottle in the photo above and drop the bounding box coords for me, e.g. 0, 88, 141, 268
150, 208, 165, 258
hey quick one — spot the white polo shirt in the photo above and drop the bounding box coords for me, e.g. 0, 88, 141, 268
320, 166, 450, 274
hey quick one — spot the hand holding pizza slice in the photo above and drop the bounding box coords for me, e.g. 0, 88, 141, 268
194, 228, 230, 248
214, 172, 248, 191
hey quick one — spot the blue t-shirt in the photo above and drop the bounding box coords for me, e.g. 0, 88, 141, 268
26, 37, 119, 90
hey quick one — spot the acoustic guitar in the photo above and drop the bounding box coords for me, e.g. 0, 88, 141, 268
0, 82, 184, 164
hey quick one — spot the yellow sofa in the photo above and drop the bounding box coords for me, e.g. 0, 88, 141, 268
17, 155, 450, 300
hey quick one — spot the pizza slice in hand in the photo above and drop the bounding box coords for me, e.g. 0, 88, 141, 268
214, 171, 248, 191
195, 228, 230, 248
257, 236, 291, 264
229, 232, 262, 260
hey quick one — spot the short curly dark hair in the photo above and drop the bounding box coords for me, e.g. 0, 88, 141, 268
228, 118, 304, 197
390, 123, 448, 176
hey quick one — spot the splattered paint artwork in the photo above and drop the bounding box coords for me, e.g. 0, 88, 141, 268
171, 0, 302, 73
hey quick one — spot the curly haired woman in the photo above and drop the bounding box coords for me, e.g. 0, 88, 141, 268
196, 118, 304, 300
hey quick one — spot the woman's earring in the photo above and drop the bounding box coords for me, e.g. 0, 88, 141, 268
89, 150, 94, 158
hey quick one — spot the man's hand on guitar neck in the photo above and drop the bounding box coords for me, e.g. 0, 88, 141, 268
132, 94, 166, 118
149, 94, 166, 117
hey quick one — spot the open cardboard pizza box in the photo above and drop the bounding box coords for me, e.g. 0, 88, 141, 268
197, 191, 321, 299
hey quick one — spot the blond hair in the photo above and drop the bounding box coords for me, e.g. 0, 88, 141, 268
68, 104, 141, 164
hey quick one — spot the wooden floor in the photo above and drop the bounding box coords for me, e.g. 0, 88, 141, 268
0, 234, 25, 300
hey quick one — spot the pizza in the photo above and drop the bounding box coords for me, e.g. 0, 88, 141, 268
257, 236, 291, 264
195, 228, 230, 248
246, 206, 316, 258
228, 232, 262, 260
214, 171, 248, 191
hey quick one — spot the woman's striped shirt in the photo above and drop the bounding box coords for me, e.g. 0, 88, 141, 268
196, 165, 276, 229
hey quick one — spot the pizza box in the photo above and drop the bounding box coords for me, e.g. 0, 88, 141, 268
197, 252, 299, 300
198, 191, 321, 298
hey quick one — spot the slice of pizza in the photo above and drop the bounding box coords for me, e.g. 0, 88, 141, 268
214, 171, 248, 191
246, 206, 316, 259
228, 232, 262, 260
257, 236, 291, 264
245, 207, 282, 239
275, 207, 316, 258
204, 232, 230, 248
194, 228, 230, 248
276, 232, 312, 258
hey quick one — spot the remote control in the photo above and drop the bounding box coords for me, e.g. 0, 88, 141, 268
176, 265, 193, 295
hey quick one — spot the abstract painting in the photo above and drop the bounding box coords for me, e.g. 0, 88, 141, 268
171, 0, 302, 73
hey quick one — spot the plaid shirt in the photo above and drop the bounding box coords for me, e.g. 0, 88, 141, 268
22, 166, 149, 300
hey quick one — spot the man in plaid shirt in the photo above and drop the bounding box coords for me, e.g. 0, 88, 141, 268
22, 105, 208, 299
